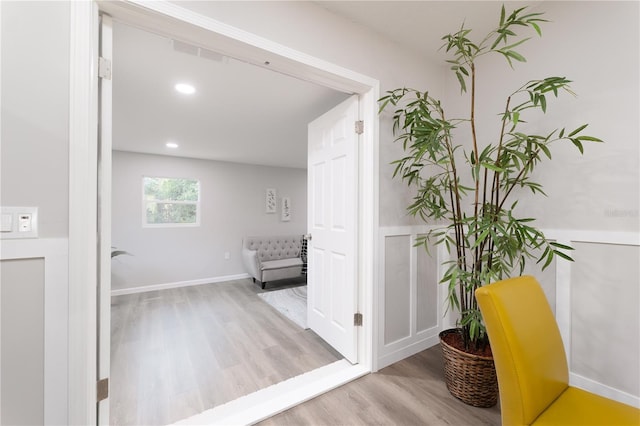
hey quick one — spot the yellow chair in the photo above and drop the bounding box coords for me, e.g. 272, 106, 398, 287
475, 275, 640, 425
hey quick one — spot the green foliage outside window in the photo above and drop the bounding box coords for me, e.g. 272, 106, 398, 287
143, 177, 200, 225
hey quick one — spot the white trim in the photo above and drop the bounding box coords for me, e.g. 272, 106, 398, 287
358, 86, 379, 372
72, 1, 379, 423
99, 0, 377, 93
98, 13, 114, 425
541, 229, 640, 246
0, 238, 69, 425
570, 373, 640, 409
0, 3, 3, 417
110, 273, 252, 296
69, 2, 99, 425
377, 334, 440, 370
172, 360, 369, 426
553, 239, 573, 364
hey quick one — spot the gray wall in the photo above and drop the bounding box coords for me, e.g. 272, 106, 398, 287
0, 1, 69, 237
442, 2, 639, 233
111, 151, 307, 289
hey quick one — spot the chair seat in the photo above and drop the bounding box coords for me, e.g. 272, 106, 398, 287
533, 387, 640, 425
261, 257, 303, 271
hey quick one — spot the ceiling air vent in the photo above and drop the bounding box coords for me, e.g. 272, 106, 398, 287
172, 40, 226, 63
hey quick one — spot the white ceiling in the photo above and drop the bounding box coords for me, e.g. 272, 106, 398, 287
113, 22, 351, 169
113, 1, 539, 169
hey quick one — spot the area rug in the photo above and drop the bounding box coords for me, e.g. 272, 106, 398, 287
258, 285, 308, 329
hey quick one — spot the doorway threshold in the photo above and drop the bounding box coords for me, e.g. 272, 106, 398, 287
172, 360, 369, 426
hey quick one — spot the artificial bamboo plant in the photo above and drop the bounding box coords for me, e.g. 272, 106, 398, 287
379, 5, 601, 351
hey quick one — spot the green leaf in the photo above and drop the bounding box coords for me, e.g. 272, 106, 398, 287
539, 143, 552, 159
576, 135, 604, 142
501, 37, 531, 52
530, 21, 542, 36
456, 71, 467, 93
568, 123, 589, 137
553, 249, 574, 262
481, 162, 505, 172
571, 138, 584, 154
550, 241, 575, 251
505, 50, 527, 62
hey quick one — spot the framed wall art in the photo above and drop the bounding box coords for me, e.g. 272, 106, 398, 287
265, 188, 277, 213
281, 197, 291, 221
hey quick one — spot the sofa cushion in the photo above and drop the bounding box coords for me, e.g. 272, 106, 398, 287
261, 257, 303, 271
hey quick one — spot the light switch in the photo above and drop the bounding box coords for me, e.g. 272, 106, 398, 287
1, 213, 12, 232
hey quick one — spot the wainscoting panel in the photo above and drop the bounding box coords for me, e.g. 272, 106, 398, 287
0, 238, 68, 424
377, 226, 640, 408
570, 242, 639, 400
1, 258, 45, 426
416, 235, 438, 333
383, 235, 411, 345
378, 227, 442, 369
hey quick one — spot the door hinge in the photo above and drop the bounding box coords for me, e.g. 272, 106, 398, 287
354, 312, 363, 326
97, 378, 109, 402
355, 120, 364, 135
98, 57, 112, 80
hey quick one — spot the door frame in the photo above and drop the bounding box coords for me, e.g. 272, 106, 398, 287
69, 1, 379, 424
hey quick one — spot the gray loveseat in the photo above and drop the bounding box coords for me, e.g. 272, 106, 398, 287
242, 235, 304, 289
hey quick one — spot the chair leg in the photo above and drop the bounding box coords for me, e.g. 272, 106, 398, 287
252, 277, 256, 283
261, 281, 266, 289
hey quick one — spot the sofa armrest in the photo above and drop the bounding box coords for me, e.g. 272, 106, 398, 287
242, 247, 261, 281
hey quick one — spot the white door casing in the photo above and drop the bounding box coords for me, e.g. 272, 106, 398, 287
307, 95, 359, 364
71, 2, 379, 423
97, 13, 113, 426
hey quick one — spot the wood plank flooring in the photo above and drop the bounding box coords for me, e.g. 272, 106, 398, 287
258, 345, 502, 426
110, 277, 341, 426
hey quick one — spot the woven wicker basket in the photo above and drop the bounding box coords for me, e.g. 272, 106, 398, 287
439, 329, 499, 408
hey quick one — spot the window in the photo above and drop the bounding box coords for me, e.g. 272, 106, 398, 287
143, 176, 200, 227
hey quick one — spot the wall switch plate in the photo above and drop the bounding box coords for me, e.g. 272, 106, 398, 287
0, 207, 38, 239
1, 214, 12, 232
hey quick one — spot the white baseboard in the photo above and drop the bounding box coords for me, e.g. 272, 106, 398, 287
376, 334, 440, 370
172, 360, 369, 426
111, 273, 251, 297
570, 372, 640, 408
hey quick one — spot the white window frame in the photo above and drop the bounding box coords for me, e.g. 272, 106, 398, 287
142, 176, 201, 228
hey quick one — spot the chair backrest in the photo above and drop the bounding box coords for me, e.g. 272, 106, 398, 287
475, 276, 569, 425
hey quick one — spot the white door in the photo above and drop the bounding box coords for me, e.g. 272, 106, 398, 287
307, 95, 359, 363
97, 13, 113, 425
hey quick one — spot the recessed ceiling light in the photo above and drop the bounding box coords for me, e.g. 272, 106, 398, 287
174, 83, 196, 95
166, 142, 179, 149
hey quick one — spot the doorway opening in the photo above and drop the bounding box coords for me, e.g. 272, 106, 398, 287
108, 20, 355, 424
69, 2, 379, 424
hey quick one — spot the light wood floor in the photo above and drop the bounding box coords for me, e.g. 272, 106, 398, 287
110, 277, 341, 426
258, 344, 502, 426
